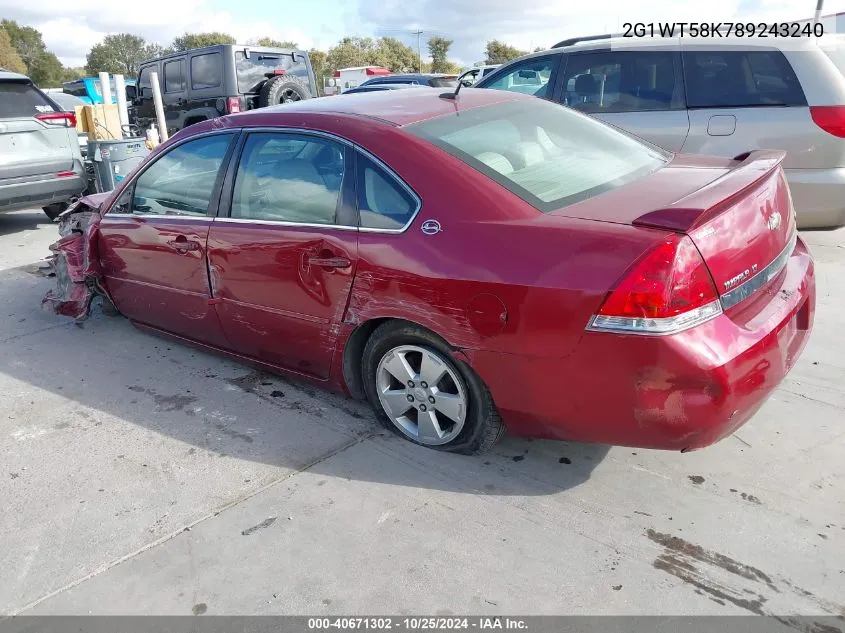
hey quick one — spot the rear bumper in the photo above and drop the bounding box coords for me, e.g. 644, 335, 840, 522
470, 237, 816, 451
784, 167, 845, 229
0, 169, 86, 213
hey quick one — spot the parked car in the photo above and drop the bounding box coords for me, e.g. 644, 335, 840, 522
133, 44, 318, 136
341, 84, 420, 94
359, 73, 459, 88
62, 76, 137, 105
43, 88, 814, 455
475, 35, 845, 229
0, 70, 86, 220
48, 92, 89, 157
457, 65, 500, 86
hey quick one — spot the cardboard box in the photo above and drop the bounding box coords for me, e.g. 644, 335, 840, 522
81, 104, 122, 140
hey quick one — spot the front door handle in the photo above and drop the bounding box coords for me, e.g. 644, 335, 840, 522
167, 237, 201, 253
308, 255, 351, 269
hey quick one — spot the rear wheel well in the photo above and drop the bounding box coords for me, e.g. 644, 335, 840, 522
342, 318, 458, 400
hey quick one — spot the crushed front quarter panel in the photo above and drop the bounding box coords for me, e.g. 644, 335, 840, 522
41, 194, 108, 320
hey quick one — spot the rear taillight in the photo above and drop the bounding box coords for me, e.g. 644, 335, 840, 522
36, 112, 76, 128
810, 106, 845, 138
226, 97, 241, 114
587, 234, 722, 335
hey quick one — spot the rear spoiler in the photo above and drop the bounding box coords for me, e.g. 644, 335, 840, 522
633, 150, 787, 233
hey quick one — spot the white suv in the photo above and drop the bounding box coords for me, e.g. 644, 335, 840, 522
476, 34, 845, 229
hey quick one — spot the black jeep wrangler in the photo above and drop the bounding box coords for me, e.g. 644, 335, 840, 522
131, 44, 318, 135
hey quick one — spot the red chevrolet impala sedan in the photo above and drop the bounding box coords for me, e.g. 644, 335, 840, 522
44, 87, 815, 455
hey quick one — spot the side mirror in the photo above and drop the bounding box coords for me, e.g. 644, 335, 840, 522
125, 85, 137, 100
461, 79, 473, 87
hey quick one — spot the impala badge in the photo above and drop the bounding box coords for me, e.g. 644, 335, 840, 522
767, 210, 782, 232
421, 219, 442, 235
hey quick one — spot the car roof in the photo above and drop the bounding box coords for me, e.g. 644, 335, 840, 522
140, 44, 305, 66
235, 85, 528, 126
0, 69, 30, 81
373, 73, 456, 79
546, 33, 841, 53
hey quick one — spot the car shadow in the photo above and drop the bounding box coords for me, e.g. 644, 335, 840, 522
0, 210, 48, 237
1, 269, 611, 497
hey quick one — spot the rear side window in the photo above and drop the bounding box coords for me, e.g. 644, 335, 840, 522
164, 59, 186, 93
356, 153, 418, 230
0, 81, 55, 118
405, 99, 668, 213
191, 53, 222, 89
561, 50, 681, 112
235, 51, 310, 94
683, 50, 806, 107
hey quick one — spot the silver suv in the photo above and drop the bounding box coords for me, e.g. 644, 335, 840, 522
0, 70, 86, 221
476, 34, 845, 229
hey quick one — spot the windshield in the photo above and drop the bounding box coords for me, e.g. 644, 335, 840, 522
405, 98, 669, 212
235, 51, 310, 93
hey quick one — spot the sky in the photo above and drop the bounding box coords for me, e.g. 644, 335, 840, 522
1, 0, 844, 69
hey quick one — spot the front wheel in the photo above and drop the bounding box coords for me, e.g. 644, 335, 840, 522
362, 322, 504, 455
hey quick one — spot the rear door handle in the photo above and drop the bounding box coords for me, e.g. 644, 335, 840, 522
167, 238, 201, 252
308, 255, 351, 269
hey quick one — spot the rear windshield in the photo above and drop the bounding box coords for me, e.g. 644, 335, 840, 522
235, 51, 310, 93
0, 81, 56, 118
405, 98, 669, 212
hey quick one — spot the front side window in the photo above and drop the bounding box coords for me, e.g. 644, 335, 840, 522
231, 133, 345, 225
480, 56, 557, 98
356, 153, 417, 230
164, 59, 186, 93
406, 99, 668, 212
682, 49, 806, 108
561, 50, 680, 113
129, 134, 233, 216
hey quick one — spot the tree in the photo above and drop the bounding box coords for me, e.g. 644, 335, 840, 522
171, 32, 235, 52
1, 20, 44, 70
86, 33, 149, 76
0, 27, 26, 74
308, 48, 327, 95
484, 40, 527, 65
326, 36, 377, 71
143, 42, 174, 60
249, 37, 298, 49
31, 51, 65, 87
373, 37, 418, 72
62, 66, 86, 82
427, 36, 452, 74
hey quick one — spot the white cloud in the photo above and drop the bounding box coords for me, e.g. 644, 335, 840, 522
0, 0, 316, 67
358, 0, 845, 66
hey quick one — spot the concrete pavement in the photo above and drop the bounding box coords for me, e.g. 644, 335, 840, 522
1, 209, 843, 619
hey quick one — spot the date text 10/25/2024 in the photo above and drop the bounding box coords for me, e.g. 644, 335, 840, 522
307, 617, 528, 631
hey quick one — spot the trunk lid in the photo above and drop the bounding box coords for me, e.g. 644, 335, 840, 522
632, 150, 795, 307
0, 79, 74, 181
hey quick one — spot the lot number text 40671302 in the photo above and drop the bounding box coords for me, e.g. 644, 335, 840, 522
307, 617, 528, 630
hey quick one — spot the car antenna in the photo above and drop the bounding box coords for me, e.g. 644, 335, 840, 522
439, 80, 462, 100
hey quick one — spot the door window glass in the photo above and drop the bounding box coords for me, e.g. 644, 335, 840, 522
191, 53, 223, 89
130, 134, 233, 216
164, 59, 186, 93
480, 56, 557, 98
356, 153, 418, 230
561, 50, 679, 113
231, 133, 345, 224
682, 50, 806, 107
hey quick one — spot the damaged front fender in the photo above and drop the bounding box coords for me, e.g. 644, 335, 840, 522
41, 194, 109, 320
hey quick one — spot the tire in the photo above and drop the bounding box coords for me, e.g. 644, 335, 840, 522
258, 75, 312, 108
362, 321, 504, 455
42, 203, 68, 221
